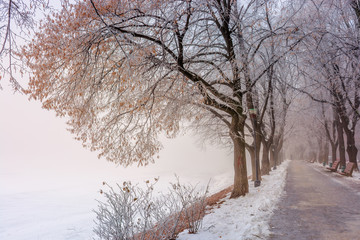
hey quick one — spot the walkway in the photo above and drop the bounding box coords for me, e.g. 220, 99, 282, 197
268, 160, 360, 240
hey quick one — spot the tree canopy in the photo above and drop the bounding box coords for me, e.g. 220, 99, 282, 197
22, 0, 360, 197
0, 0, 47, 90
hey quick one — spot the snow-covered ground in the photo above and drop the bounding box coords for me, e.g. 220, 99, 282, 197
0, 170, 234, 240
0, 185, 96, 240
177, 160, 290, 240
0, 160, 290, 240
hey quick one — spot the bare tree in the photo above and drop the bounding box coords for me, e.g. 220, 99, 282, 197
0, 0, 48, 91
290, 0, 359, 168
321, 103, 338, 164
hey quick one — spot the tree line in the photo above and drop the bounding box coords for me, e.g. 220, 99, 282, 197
1, 0, 359, 198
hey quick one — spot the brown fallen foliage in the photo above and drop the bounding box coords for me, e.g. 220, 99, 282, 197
206, 185, 233, 207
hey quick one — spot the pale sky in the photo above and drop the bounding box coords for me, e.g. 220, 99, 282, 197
0, 85, 234, 194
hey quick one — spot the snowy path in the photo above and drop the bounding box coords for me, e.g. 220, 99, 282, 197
177, 160, 290, 240
268, 160, 360, 240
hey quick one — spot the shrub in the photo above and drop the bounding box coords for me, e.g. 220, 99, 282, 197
93, 177, 209, 240
93, 180, 158, 240
170, 176, 209, 234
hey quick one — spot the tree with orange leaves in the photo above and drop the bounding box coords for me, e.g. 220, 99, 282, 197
23, 0, 301, 198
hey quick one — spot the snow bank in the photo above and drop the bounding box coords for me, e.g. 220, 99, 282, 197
177, 160, 290, 240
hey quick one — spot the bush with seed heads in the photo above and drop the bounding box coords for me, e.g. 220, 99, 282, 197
93, 177, 209, 240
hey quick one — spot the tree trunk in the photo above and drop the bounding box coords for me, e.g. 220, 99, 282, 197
317, 135, 323, 163
323, 140, 329, 164
230, 114, 249, 198
330, 142, 337, 164
273, 150, 279, 167
255, 128, 262, 180
347, 144, 359, 170
248, 137, 262, 181
230, 136, 249, 198
270, 147, 275, 168
248, 148, 256, 181
337, 118, 346, 167
333, 88, 359, 169
344, 129, 359, 170
261, 142, 270, 175
273, 136, 283, 167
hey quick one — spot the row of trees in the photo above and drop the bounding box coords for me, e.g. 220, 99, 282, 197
22, 0, 301, 198
289, 0, 360, 170
1, 0, 358, 198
